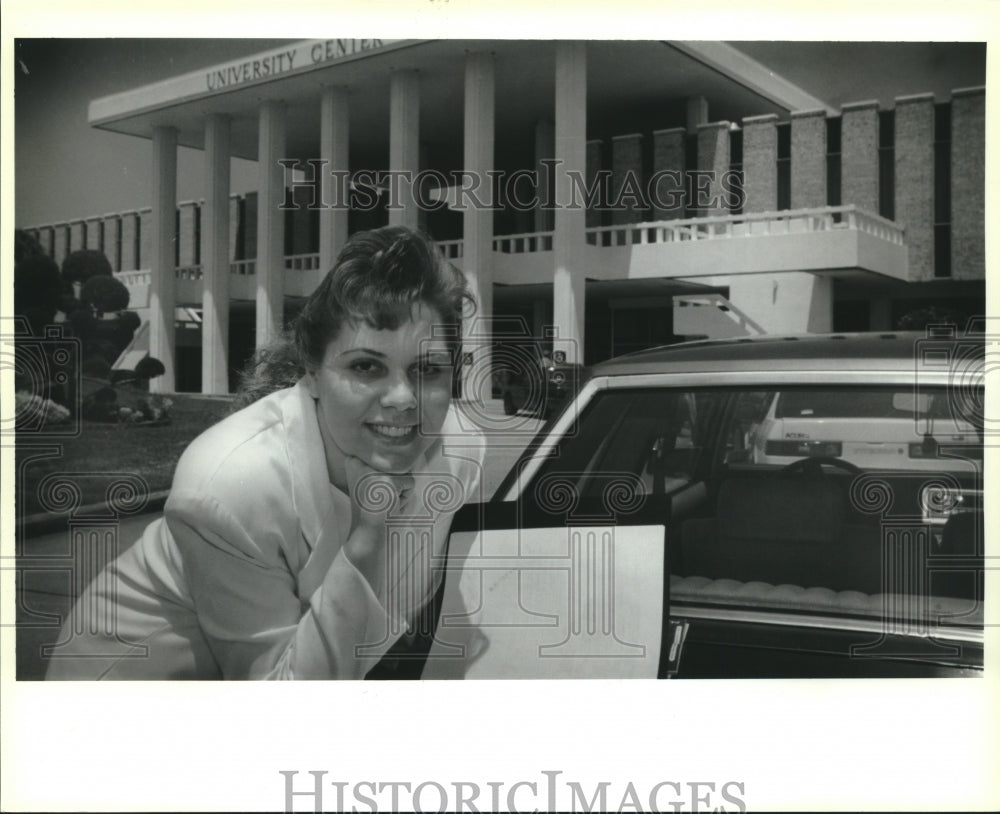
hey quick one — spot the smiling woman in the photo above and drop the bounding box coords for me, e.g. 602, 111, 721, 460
45, 226, 486, 680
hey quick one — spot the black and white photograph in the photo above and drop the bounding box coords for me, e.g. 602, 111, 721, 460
2, 2, 998, 811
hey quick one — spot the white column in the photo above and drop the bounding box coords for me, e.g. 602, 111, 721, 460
389, 70, 420, 229
150, 126, 177, 393
202, 114, 231, 394
463, 51, 496, 403
320, 86, 350, 275
256, 100, 287, 348
553, 42, 587, 364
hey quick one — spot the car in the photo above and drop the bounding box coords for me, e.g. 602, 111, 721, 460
495, 341, 583, 418
426, 330, 986, 679
748, 388, 981, 471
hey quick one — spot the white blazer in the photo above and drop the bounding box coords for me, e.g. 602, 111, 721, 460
46, 381, 485, 680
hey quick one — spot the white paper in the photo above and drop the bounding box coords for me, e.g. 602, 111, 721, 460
423, 524, 665, 679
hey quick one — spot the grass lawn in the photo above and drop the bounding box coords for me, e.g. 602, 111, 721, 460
16, 394, 234, 517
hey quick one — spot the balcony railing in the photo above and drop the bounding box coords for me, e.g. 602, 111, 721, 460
230, 259, 256, 276
435, 240, 464, 260
285, 253, 320, 271
116, 270, 151, 286
113, 205, 905, 295
585, 205, 905, 248
493, 231, 554, 254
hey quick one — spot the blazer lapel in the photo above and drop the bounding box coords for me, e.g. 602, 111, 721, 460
281, 380, 332, 552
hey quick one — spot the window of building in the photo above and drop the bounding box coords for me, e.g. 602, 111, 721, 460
878, 110, 895, 220
114, 219, 122, 272
776, 122, 791, 211
729, 126, 744, 215
194, 206, 201, 267
934, 102, 952, 278
133, 217, 142, 271
826, 116, 842, 210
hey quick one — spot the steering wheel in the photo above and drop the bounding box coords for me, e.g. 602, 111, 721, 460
776, 455, 863, 478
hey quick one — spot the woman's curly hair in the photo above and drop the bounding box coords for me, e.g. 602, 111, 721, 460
232, 226, 474, 411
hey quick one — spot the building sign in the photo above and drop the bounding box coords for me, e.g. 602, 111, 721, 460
205, 39, 390, 92
90, 39, 413, 125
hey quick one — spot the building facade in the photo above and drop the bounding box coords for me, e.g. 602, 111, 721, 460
22, 40, 986, 394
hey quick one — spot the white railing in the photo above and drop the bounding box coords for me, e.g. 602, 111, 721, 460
585, 205, 906, 248
230, 259, 256, 276
434, 240, 464, 260
492, 231, 554, 254
115, 270, 151, 286
674, 293, 766, 336
111, 206, 905, 288
284, 252, 320, 271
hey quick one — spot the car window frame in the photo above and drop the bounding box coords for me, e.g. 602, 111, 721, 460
493, 367, 984, 659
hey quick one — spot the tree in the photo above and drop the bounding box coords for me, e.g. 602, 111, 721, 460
81, 274, 130, 316
13, 253, 62, 336
15, 229, 46, 266
896, 306, 968, 331
62, 249, 112, 285
135, 356, 166, 380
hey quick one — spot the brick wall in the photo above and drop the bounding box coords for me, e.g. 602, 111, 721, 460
52, 225, 69, 267
791, 109, 826, 209
841, 100, 879, 213
120, 213, 139, 271
102, 215, 121, 271
85, 217, 103, 251
611, 133, 645, 225
741, 114, 778, 213
652, 127, 686, 220
69, 220, 86, 252
894, 93, 935, 281
38, 226, 55, 258
696, 121, 730, 214
950, 86, 985, 280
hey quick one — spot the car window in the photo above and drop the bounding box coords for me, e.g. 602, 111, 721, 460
521, 382, 984, 634
530, 389, 715, 500
748, 386, 982, 470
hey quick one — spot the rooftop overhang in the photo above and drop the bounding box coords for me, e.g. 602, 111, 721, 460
87, 40, 832, 167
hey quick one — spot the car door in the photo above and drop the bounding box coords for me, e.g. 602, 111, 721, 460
436, 374, 984, 679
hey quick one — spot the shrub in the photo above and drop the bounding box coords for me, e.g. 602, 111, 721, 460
15, 229, 46, 266
117, 310, 141, 332
81, 274, 130, 316
82, 355, 112, 380
62, 249, 112, 285
86, 339, 121, 366
896, 306, 967, 331
135, 356, 166, 380
15, 391, 72, 428
14, 254, 62, 335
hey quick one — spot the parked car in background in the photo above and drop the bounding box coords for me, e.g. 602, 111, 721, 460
496, 341, 583, 417
436, 331, 985, 679
749, 387, 981, 471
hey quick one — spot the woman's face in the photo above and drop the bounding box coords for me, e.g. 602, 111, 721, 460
307, 303, 454, 482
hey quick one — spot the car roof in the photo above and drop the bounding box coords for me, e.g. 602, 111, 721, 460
591, 331, 984, 376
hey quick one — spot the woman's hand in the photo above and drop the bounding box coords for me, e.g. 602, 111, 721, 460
342, 456, 414, 590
